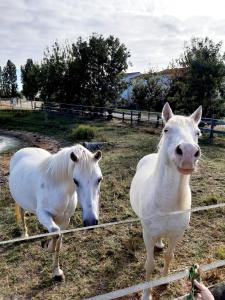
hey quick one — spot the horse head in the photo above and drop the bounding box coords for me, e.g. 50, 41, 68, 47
161, 102, 202, 175
70, 148, 102, 227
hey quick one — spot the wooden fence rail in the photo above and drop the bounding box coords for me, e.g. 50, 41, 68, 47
0, 99, 225, 139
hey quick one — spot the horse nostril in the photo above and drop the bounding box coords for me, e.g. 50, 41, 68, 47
176, 145, 183, 156
195, 149, 200, 157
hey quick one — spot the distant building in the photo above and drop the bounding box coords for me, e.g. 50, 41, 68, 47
120, 68, 185, 104
120, 72, 142, 102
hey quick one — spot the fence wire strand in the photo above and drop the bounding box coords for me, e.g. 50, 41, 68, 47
0, 202, 224, 246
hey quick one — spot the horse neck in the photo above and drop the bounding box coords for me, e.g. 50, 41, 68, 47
43, 148, 74, 184
153, 147, 191, 210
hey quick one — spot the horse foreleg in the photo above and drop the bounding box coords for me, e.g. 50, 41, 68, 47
37, 209, 60, 233
162, 233, 183, 276
45, 218, 70, 253
142, 229, 156, 300
52, 235, 64, 281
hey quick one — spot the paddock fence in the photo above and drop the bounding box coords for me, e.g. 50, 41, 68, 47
1, 202, 225, 299
1, 99, 225, 141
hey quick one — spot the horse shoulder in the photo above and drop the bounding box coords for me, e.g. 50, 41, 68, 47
136, 153, 158, 172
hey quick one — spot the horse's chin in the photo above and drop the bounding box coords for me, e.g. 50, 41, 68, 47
177, 166, 194, 175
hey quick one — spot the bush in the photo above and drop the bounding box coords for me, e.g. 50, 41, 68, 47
69, 125, 96, 141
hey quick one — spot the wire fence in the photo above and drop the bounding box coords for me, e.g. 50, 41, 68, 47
0, 202, 225, 299
0, 201, 225, 247
85, 260, 225, 300
0, 98, 225, 298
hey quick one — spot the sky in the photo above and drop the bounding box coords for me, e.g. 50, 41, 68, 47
1, 0, 225, 89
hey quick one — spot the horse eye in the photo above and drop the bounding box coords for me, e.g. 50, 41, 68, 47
73, 179, 79, 186
196, 131, 201, 136
164, 128, 168, 133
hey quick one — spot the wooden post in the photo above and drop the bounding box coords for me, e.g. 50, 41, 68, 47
138, 111, 141, 123
148, 112, 150, 124
131, 110, 133, 125
156, 115, 160, 128
209, 115, 214, 143
122, 112, 125, 122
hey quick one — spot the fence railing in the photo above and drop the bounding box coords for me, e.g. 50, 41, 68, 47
0, 99, 225, 140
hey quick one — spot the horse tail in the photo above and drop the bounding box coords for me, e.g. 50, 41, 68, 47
15, 203, 22, 224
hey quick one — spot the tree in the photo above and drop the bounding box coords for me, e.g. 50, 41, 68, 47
132, 73, 169, 111
178, 37, 225, 116
21, 59, 40, 100
2, 60, 17, 97
67, 34, 130, 106
39, 34, 130, 106
39, 41, 68, 102
132, 79, 148, 109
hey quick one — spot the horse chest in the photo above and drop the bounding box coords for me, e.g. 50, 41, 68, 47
41, 183, 76, 217
138, 173, 191, 236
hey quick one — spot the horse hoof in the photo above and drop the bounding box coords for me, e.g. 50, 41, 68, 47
41, 240, 46, 249
53, 274, 65, 282
52, 268, 65, 282
154, 245, 164, 253
154, 241, 164, 252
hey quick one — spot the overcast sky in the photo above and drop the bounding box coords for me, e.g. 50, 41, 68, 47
1, 0, 225, 79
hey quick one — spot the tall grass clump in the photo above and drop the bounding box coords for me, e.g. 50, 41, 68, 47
69, 125, 96, 141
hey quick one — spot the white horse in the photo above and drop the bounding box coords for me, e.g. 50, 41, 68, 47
130, 103, 202, 300
9, 144, 102, 280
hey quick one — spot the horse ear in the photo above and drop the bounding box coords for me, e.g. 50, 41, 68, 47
94, 150, 102, 161
70, 152, 78, 162
162, 102, 173, 123
190, 106, 202, 125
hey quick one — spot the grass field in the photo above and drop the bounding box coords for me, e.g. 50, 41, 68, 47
0, 110, 225, 299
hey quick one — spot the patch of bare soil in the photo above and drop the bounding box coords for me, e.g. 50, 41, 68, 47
0, 130, 61, 185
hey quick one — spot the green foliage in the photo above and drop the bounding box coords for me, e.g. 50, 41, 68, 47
21, 59, 40, 100
69, 125, 96, 141
132, 73, 169, 111
38, 34, 130, 106
170, 37, 225, 116
2, 60, 17, 97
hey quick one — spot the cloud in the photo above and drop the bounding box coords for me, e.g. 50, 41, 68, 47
1, 0, 225, 76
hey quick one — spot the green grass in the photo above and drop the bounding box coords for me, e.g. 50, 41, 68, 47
0, 110, 225, 299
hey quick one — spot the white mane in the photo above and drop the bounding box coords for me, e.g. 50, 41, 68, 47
40, 144, 94, 181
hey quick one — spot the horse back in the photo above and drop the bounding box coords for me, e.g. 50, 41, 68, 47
10, 147, 50, 172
